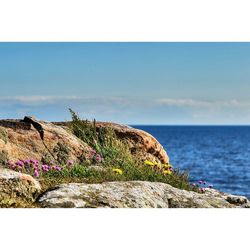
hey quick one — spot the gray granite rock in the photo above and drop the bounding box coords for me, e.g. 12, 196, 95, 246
38, 181, 250, 208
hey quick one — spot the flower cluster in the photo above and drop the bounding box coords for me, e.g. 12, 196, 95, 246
192, 180, 214, 193
86, 148, 103, 163
6, 159, 63, 178
144, 160, 173, 175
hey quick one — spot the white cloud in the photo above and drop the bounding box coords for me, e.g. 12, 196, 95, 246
157, 98, 250, 109
1, 96, 250, 124
1, 96, 250, 109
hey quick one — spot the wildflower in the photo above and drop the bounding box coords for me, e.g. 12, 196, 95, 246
163, 163, 173, 168
144, 160, 157, 167
30, 159, 39, 165
16, 160, 24, 167
55, 166, 62, 171
42, 165, 50, 172
162, 164, 173, 171
95, 154, 102, 162
199, 180, 203, 184
23, 160, 30, 165
208, 185, 214, 189
163, 170, 172, 175
112, 168, 123, 175
34, 170, 39, 178
203, 181, 207, 185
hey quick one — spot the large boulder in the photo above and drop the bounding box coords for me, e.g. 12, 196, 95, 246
0, 167, 41, 205
0, 117, 92, 164
95, 122, 169, 164
0, 117, 169, 165
38, 181, 250, 208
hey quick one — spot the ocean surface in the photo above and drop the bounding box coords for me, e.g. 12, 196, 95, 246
132, 125, 250, 198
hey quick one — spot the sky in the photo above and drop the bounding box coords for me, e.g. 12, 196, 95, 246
0, 42, 250, 124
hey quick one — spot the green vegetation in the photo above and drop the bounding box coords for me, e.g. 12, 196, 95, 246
3, 109, 199, 195
41, 109, 198, 193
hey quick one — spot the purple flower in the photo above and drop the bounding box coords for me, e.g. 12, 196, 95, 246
198, 180, 203, 185
56, 166, 62, 171
209, 185, 214, 189
34, 170, 39, 178
203, 181, 207, 185
23, 160, 30, 165
30, 159, 39, 165
16, 161, 24, 167
42, 165, 50, 172
95, 154, 102, 162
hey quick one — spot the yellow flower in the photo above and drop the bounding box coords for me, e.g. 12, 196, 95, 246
112, 168, 123, 175
162, 163, 173, 170
144, 160, 158, 167
163, 163, 172, 167
163, 170, 172, 175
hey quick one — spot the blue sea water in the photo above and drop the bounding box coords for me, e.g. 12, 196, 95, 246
132, 125, 250, 198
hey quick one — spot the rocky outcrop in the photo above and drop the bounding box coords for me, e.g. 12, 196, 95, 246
95, 122, 169, 164
54, 121, 169, 164
0, 167, 41, 205
0, 117, 169, 165
0, 117, 92, 164
38, 181, 250, 208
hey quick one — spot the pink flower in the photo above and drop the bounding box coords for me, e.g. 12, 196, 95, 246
95, 154, 102, 162
55, 166, 62, 171
34, 170, 39, 178
16, 161, 24, 167
23, 160, 30, 165
30, 159, 39, 165
42, 165, 50, 172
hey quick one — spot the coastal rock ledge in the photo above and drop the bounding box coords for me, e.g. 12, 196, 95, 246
38, 181, 250, 208
0, 117, 169, 164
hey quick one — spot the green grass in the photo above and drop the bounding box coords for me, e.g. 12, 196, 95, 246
37, 109, 199, 193
1, 109, 200, 208
38, 163, 198, 194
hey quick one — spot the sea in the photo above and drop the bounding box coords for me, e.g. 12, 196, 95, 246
132, 125, 250, 199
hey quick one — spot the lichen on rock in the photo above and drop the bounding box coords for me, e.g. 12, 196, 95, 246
0, 167, 41, 205
38, 181, 250, 208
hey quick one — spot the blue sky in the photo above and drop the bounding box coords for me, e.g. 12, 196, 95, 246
0, 42, 250, 124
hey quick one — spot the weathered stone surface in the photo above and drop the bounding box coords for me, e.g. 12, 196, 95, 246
96, 122, 169, 164
54, 121, 169, 164
0, 167, 41, 203
0, 117, 169, 165
38, 181, 250, 208
0, 117, 92, 163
